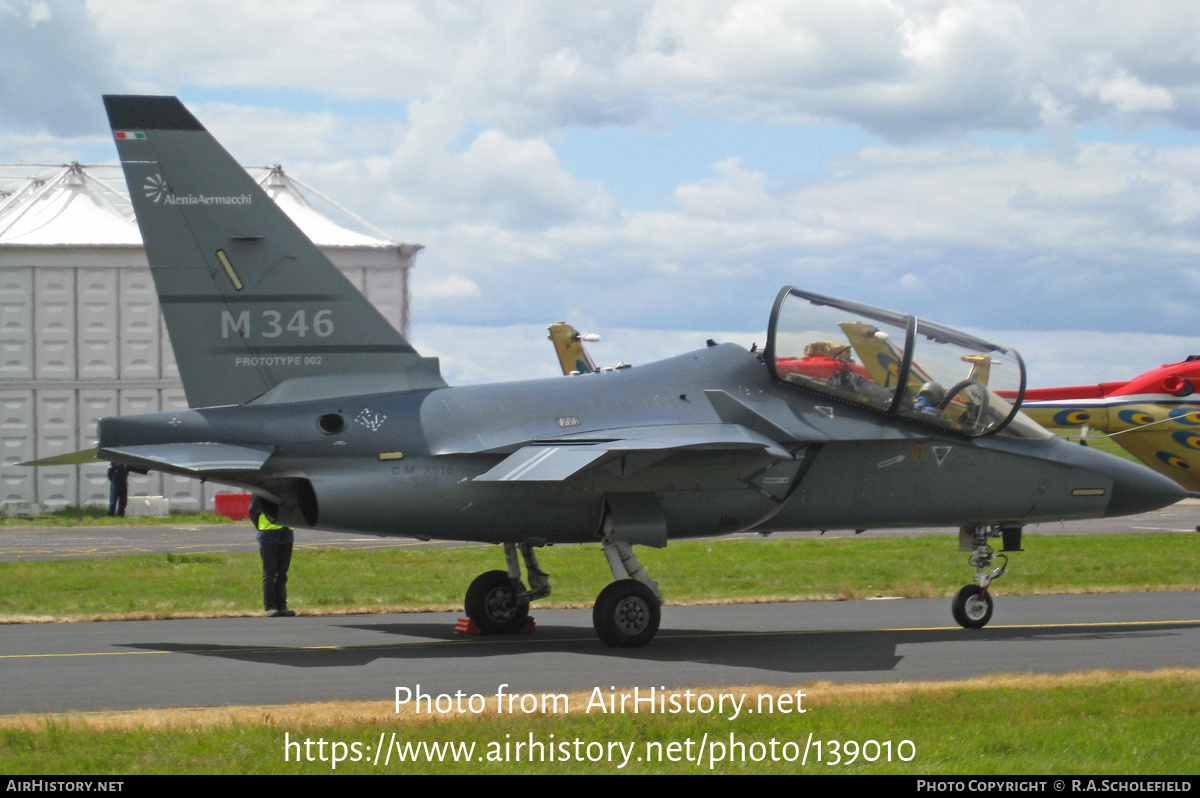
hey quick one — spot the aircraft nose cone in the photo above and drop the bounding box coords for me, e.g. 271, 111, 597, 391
1103, 457, 1187, 517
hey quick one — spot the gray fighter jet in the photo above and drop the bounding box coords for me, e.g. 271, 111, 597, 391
91, 95, 1183, 647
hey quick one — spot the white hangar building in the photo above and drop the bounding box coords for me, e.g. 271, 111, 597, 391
0, 162, 420, 513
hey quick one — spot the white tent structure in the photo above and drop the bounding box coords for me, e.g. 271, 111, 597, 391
0, 163, 420, 513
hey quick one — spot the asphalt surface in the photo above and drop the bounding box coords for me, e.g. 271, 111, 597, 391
1, 592, 1196, 714
1, 502, 1195, 716
2, 499, 1197, 562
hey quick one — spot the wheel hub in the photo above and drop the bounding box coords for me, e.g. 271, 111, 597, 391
486, 586, 518, 621
615, 597, 650, 633
964, 594, 988, 621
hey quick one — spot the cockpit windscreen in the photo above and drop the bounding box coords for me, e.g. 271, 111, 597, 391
766, 287, 1047, 438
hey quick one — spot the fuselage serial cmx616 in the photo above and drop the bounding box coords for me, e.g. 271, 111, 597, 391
68, 95, 1185, 647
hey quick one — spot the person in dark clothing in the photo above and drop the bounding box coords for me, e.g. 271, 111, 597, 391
107, 463, 129, 517
249, 495, 295, 617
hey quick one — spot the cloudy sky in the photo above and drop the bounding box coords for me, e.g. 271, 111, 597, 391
4, 0, 1200, 386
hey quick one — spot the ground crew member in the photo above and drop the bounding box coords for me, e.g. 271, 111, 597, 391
107, 463, 129, 517
249, 495, 295, 617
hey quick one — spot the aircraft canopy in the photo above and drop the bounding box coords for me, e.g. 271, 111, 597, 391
767, 287, 1048, 439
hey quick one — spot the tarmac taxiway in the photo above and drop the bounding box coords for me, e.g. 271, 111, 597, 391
0, 503, 1196, 715
1, 591, 1196, 715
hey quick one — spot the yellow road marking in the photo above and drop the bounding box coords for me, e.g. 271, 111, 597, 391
2, 618, 1196, 660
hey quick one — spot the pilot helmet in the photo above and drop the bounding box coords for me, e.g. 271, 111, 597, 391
918, 381, 945, 405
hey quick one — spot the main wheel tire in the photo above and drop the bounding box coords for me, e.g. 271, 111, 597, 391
593, 579, 660, 648
465, 570, 529, 635
951, 584, 994, 629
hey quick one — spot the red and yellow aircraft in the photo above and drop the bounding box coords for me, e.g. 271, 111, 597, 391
1019, 358, 1200, 492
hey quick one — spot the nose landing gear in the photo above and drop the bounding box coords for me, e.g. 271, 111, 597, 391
952, 524, 1019, 629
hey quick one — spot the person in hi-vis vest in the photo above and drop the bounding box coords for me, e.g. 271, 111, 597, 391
249, 496, 295, 617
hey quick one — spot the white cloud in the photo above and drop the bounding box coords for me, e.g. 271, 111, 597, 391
27, 1, 50, 24
77, 1, 1200, 140
415, 273, 481, 300
0, 0, 126, 135
86, 0, 465, 98
409, 322, 763, 385
3, 0, 1199, 386
1082, 70, 1176, 115
671, 157, 776, 219
175, 101, 616, 237
1000, 330, 1200, 388
395, 138, 1200, 344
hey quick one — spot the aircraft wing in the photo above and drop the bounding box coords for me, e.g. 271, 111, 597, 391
1104, 430, 1200, 492
98, 442, 275, 476
473, 423, 792, 482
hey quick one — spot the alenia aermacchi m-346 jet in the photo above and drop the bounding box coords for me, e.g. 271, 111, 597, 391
73, 96, 1184, 647
1016, 359, 1200, 493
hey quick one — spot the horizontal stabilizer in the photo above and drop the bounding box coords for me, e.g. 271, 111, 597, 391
19, 448, 101, 467
100, 442, 274, 475
474, 423, 791, 482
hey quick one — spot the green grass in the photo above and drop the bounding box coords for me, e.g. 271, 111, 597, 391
0, 533, 1195, 621
1056, 431, 1143, 465
2, 672, 1197, 773
0, 505, 239, 527
1, 530, 1195, 774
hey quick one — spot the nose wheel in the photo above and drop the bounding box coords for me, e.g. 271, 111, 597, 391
951, 584, 993, 628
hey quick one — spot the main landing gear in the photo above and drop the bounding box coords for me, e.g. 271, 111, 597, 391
594, 535, 662, 647
463, 537, 664, 647
952, 524, 1021, 629
464, 542, 549, 635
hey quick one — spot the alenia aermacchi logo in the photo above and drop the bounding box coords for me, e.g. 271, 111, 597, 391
141, 172, 251, 207
143, 173, 169, 204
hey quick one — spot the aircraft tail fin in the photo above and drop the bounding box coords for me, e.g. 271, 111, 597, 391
548, 321, 598, 375
103, 95, 445, 408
